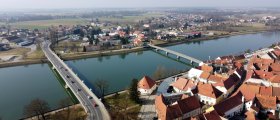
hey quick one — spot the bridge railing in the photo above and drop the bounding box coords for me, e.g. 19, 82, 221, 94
43, 42, 110, 120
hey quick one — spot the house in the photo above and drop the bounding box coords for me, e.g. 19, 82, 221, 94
187, 68, 203, 80
192, 83, 223, 105
198, 64, 213, 73
199, 72, 210, 83
133, 38, 143, 47
155, 94, 202, 120
214, 73, 241, 97
171, 77, 196, 93
234, 83, 260, 110
213, 92, 244, 118
255, 94, 277, 115
138, 76, 156, 95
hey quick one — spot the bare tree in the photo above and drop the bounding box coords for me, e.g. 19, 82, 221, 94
23, 98, 50, 120
58, 97, 72, 120
94, 79, 109, 100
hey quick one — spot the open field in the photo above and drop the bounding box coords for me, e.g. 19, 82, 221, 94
0, 47, 30, 56
6, 12, 164, 30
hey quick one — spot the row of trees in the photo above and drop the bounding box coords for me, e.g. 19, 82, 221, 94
23, 97, 84, 120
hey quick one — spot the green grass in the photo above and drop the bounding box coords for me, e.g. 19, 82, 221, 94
50, 64, 79, 104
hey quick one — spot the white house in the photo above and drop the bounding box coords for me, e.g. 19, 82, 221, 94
193, 83, 224, 105
138, 76, 156, 95
171, 77, 196, 94
187, 68, 203, 80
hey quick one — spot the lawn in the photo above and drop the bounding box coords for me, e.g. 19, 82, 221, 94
105, 92, 141, 120
0, 47, 30, 56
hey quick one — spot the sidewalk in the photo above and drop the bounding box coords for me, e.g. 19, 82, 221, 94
138, 94, 157, 120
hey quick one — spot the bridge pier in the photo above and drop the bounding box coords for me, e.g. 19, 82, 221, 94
166, 51, 169, 56
177, 56, 180, 59
155, 49, 159, 52
65, 84, 69, 89
52, 66, 55, 70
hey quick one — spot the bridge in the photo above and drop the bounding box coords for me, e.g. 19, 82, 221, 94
148, 44, 204, 66
42, 41, 110, 120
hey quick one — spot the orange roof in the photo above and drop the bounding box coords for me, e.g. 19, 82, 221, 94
199, 72, 210, 80
234, 83, 259, 101
253, 70, 274, 80
155, 94, 169, 120
272, 49, 280, 57
269, 75, 280, 83
195, 83, 223, 99
171, 77, 196, 91
269, 63, 280, 72
177, 96, 201, 114
138, 76, 156, 89
199, 64, 213, 73
208, 74, 227, 83
259, 86, 273, 96
245, 111, 259, 120
255, 94, 276, 110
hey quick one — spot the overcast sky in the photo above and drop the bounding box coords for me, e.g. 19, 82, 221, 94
0, 0, 280, 9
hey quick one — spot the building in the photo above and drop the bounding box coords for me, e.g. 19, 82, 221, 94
213, 92, 244, 118
155, 94, 202, 120
192, 83, 223, 105
171, 77, 196, 94
138, 76, 156, 95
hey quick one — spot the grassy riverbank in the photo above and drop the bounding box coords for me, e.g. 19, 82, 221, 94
49, 64, 79, 104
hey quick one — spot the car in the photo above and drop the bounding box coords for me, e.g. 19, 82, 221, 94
77, 88, 81, 91
66, 75, 70, 78
71, 81, 75, 83
65, 69, 68, 71
93, 102, 98, 107
87, 96, 93, 99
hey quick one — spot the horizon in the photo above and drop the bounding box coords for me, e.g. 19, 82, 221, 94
0, 0, 280, 10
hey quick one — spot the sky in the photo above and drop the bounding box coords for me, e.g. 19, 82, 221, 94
0, 0, 280, 9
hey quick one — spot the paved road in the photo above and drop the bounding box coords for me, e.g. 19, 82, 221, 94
42, 41, 110, 120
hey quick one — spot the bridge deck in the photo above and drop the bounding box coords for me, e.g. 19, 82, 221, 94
148, 44, 203, 64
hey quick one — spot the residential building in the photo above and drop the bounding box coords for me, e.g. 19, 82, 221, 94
138, 76, 156, 95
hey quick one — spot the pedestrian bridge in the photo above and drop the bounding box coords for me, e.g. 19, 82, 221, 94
148, 44, 204, 66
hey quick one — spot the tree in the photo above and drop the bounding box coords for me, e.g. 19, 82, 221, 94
83, 46, 87, 52
94, 79, 109, 100
57, 97, 72, 120
129, 79, 140, 104
23, 98, 50, 120
120, 37, 129, 45
49, 28, 58, 47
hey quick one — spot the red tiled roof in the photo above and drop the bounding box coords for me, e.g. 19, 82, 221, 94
272, 49, 280, 57
269, 75, 280, 83
259, 86, 273, 96
255, 94, 276, 110
138, 76, 156, 89
234, 83, 259, 102
177, 96, 201, 114
171, 77, 196, 91
253, 70, 274, 80
214, 92, 243, 116
199, 72, 210, 80
208, 74, 227, 83
196, 83, 223, 99
272, 87, 280, 97
199, 65, 213, 73
269, 63, 280, 72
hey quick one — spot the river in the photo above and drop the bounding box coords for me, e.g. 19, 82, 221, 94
0, 31, 279, 120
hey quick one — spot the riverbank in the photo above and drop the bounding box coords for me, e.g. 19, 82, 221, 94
0, 28, 278, 68
55, 28, 280, 61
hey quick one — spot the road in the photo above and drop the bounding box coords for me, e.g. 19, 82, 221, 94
41, 41, 110, 120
